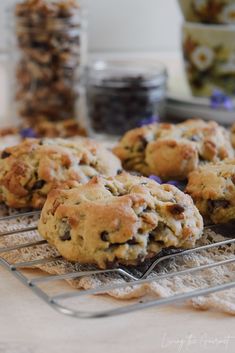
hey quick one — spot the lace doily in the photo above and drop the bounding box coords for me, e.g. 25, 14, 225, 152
0, 206, 235, 315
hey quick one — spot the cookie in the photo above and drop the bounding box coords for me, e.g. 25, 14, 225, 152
0, 138, 121, 209
38, 172, 203, 269
230, 123, 235, 149
186, 159, 235, 224
113, 119, 234, 180
23, 119, 87, 138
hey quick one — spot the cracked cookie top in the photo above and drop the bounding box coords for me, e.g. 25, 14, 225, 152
38, 172, 203, 268
0, 137, 121, 209
186, 159, 235, 224
113, 119, 234, 180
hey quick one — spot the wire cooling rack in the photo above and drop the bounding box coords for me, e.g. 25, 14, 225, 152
0, 210, 235, 319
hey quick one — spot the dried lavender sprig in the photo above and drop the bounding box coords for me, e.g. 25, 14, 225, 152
210, 89, 234, 111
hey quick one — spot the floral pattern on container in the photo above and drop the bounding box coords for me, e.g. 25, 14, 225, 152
220, 3, 235, 23
179, 0, 235, 24
183, 34, 235, 96
192, 0, 226, 23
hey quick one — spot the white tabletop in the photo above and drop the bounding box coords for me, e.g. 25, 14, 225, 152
1, 265, 235, 353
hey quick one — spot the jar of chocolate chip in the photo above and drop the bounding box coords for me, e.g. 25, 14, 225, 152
85, 60, 167, 136
10, 0, 87, 124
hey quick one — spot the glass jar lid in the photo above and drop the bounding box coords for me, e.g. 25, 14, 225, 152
86, 59, 168, 89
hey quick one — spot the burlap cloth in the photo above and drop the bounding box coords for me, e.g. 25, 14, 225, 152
0, 206, 235, 315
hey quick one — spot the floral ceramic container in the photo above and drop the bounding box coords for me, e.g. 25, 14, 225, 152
182, 22, 235, 96
178, 0, 235, 24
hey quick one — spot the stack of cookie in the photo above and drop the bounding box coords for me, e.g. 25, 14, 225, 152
2, 118, 235, 269
0, 129, 204, 269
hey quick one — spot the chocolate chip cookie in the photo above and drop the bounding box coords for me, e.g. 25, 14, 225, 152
230, 123, 235, 149
0, 138, 121, 209
113, 119, 234, 180
38, 172, 203, 268
186, 159, 235, 224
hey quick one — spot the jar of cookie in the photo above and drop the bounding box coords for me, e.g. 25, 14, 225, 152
10, 0, 87, 125
85, 60, 167, 136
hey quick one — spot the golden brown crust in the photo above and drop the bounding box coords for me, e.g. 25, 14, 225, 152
0, 138, 121, 209
186, 159, 235, 224
113, 119, 234, 180
28, 119, 87, 138
38, 172, 203, 269
230, 123, 235, 149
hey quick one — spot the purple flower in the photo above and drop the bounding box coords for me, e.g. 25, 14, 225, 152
138, 115, 159, 127
148, 175, 182, 189
166, 180, 180, 187
149, 175, 162, 184
210, 89, 234, 111
20, 128, 38, 138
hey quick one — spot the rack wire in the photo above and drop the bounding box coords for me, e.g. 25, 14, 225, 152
0, 210, 235, 319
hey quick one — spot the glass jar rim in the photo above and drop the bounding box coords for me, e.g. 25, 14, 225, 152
86, 59, 168, 88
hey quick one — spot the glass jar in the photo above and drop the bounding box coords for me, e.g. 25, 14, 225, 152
9, 0, 87, 125
0, 0, 18, 127
0, 52, 14, 128
85, 60, 167, 136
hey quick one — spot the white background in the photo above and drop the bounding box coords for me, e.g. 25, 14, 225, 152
87, 0, 182, 53
0, 0, 183, 53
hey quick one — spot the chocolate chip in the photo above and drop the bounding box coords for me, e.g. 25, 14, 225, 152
100, 231, 109, 241
105, 185, 113, 193
208, 199, 230, 211
1, 151, 11, 159
105, 258, 118, 268
144, 206, 152, 212
189, 135, 200, 142
149, 232, 156, 241
127, 237, 138, 245
167, 204, 185, 215
87, 75, 162, 135
149, 223, 168, 242
32, 179, 45, 190
137, 253, 145, 262
108, 237, 139, 247
136, 137, 148, 152
59, 230, 71, 241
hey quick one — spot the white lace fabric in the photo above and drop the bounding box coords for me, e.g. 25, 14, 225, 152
0, 206, 235, 315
